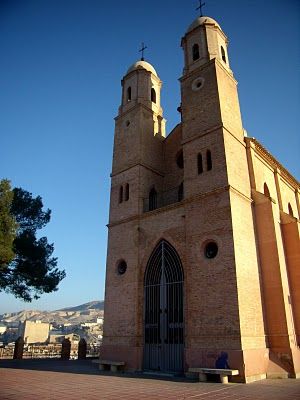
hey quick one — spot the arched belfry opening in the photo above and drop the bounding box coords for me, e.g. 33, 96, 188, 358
221, 46, 226, 63
127, 86, 131, 101
151, 88, 156, 103
143, 240, 184, 373
192, 43, 200, 61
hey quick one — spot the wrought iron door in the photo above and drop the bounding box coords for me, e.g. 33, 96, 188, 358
143, 240, 184, 373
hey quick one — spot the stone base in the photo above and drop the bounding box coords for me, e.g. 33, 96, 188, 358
100, 343, 300, 380
186, 346, 300, 383
267, 372, 289, 379
267, 347, 300, 379
244, 374, 267, 383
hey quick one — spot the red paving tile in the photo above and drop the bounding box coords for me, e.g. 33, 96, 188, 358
0, 362, 300, 400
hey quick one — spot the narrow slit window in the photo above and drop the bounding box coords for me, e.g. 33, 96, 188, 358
125, 183, 129, 201
206, 150, 212, 171
149, 188, 157, 211
119, 186, 123, 203
221, 46, 226, 63
176, 150, 184, 169
151, 88, 156, 103
197, 153, 203, 174
178, 182, 184, 202
192, 44, 200, 61
127, 86, 131, 101
288, 203, 293, 217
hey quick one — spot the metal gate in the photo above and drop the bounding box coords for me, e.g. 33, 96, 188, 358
143, 240, 184, 373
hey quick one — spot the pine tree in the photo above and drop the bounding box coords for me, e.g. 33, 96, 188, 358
0, 179, 65, 301
0, 179, 17, 269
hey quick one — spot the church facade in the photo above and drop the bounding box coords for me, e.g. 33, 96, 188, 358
101, 16, 300, 382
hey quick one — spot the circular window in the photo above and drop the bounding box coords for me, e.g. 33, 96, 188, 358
204, 242, 218, 259
192, 77, 205, 92
176, 150, 184, 169
117, 260, 127, 275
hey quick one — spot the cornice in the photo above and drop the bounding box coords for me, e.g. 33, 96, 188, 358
179, 58, 236, 84
245, 137, 299, 189
179, 58, 216, 83
114, 102, 163, 122
122, 68, 162, 85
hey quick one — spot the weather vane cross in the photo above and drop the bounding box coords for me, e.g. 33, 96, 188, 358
139, 42, 147, 61
196, 0, 206, 17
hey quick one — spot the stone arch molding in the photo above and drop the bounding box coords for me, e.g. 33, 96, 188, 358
144, 239, 184, 285
141, 236, 185, 278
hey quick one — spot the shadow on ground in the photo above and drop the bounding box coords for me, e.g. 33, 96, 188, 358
0, 359, 198, 382
0, 359, 100, 375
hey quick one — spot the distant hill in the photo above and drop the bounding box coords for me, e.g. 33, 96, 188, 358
58, 300, 104, 312
0, 300, 104, 325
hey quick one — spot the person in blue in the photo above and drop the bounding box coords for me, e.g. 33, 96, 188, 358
215, 352, 230, 369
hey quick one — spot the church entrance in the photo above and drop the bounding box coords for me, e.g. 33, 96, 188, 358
143, 240, 184, 373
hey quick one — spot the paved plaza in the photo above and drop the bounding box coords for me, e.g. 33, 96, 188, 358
0, 360, 300, 400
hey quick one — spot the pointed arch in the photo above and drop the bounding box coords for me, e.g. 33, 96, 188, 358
263, 183, 270, 198
144, 240, 184, 285
143, 239, 184, 372
192, 43, 200, 61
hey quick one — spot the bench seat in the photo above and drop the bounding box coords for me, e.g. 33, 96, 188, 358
188, 367, 239, 384
92, 359, 125, 372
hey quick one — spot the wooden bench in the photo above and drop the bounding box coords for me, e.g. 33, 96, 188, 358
188, 368, 239, 384
92, 359, 125, 372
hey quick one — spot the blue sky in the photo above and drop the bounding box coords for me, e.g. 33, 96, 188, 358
0, 0, 299, 314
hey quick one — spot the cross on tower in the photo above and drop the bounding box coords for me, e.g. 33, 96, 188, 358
196, 0, 206, 17
139, 42, 147, 61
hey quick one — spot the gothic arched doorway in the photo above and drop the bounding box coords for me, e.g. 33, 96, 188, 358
143, 240, 184, 373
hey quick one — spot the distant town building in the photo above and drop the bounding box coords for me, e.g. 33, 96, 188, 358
0, 324, 7, 334
81, 322, 98, 328
19, 320, 50, 344
48, 332, 80, 344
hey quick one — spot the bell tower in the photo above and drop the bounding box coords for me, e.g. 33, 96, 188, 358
102, 59, 166, 370
110, 60, 166, 224
180, 16, 247, 198
181, 16, 231, 75
113, 60, 165, 174
180, 16, 267, 380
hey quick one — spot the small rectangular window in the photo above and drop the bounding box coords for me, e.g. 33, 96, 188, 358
206, 150, 212, 171
198, 153, 203, 174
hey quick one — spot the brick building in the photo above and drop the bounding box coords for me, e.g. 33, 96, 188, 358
101, 15, 300, 382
